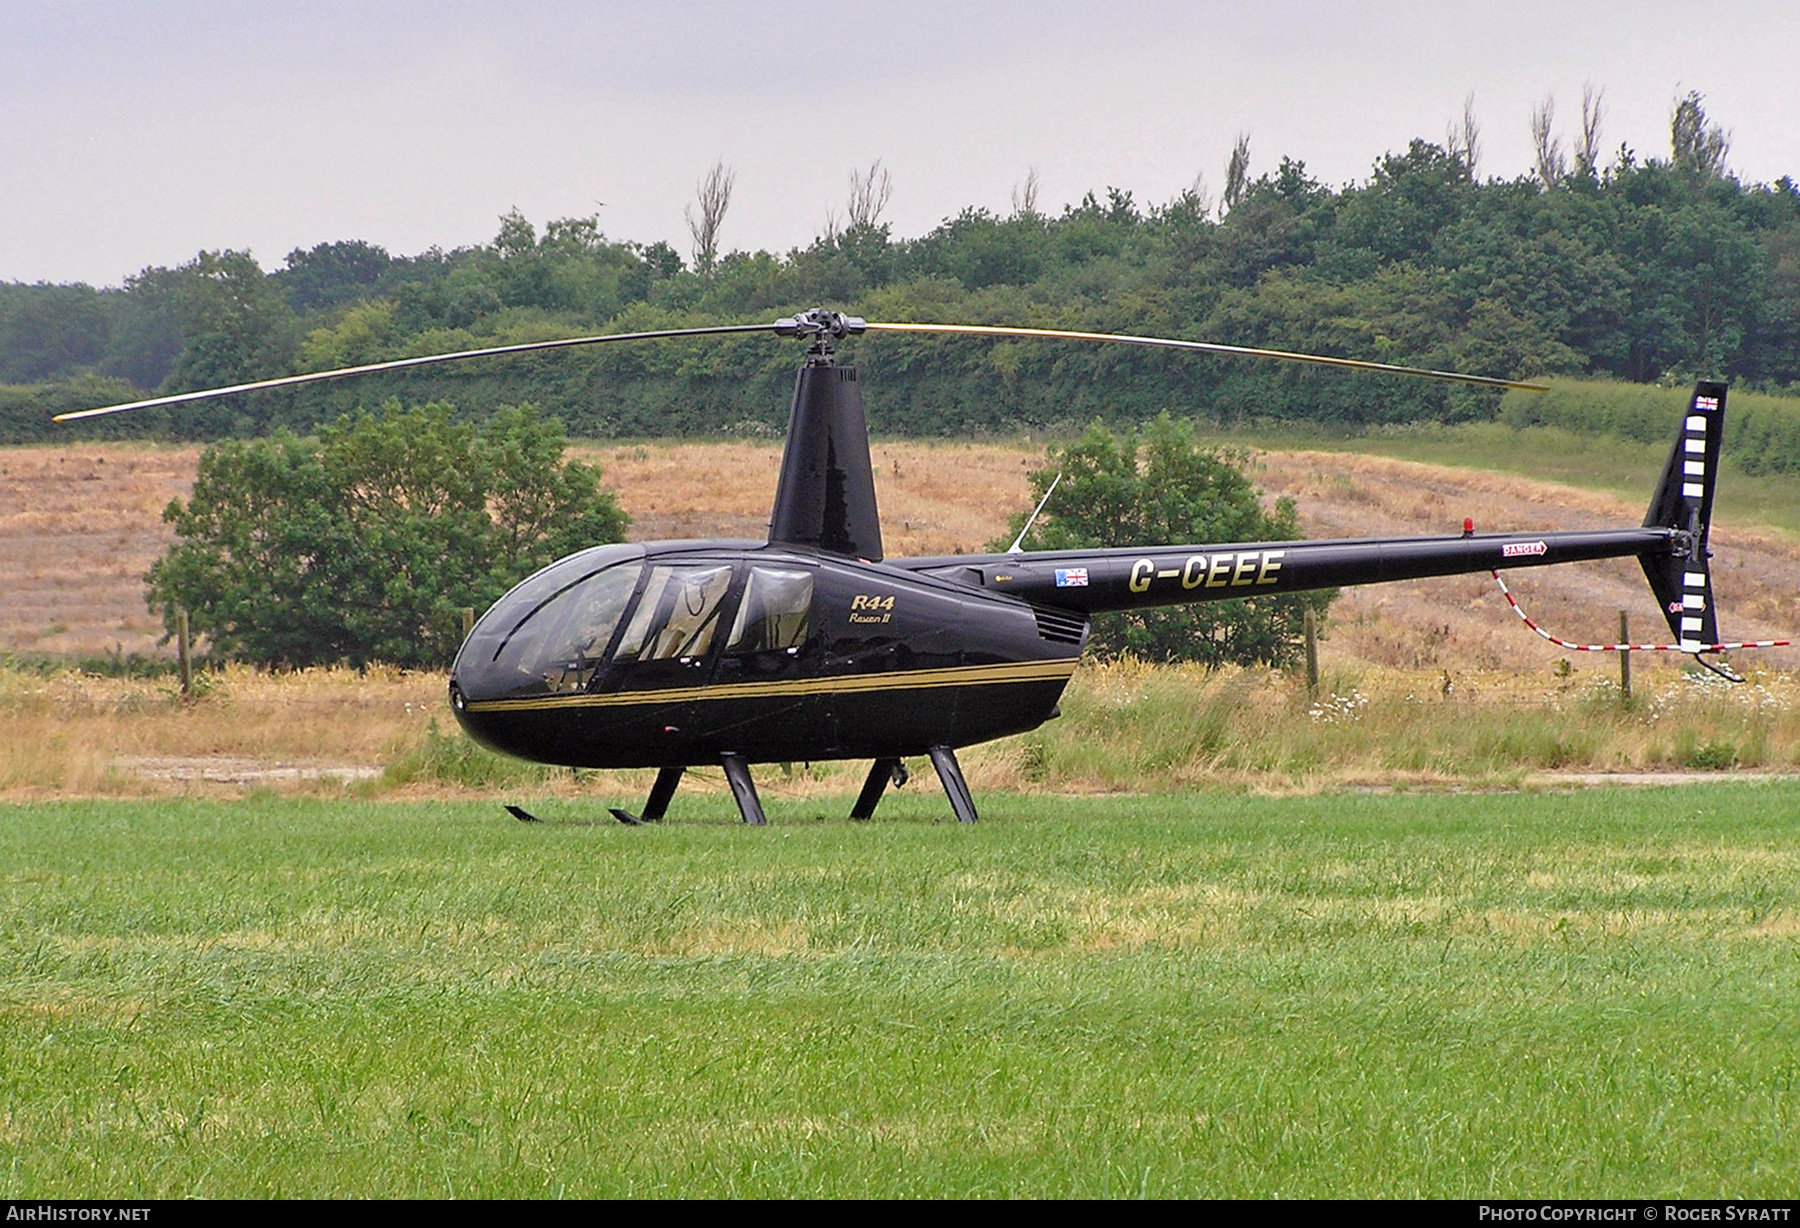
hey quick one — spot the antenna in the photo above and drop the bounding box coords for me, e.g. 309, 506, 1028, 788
1007, 473, 1062, 554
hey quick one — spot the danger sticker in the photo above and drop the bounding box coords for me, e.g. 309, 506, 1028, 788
1502, 541, 1548, 558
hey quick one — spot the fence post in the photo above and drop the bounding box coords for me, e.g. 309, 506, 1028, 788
1619, 609, 1631, 701
460, 607, 475, 641
1303, 607, 1320, 697
176, 608, 192, 700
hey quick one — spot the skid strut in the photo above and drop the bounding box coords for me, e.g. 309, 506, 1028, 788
720, 753, 767, 826
850, 757, 908, 820
928, 746, 979, 824
610, 765, 684, 825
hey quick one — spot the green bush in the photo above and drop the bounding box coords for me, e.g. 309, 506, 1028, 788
146, 400, 628, 668
999, 414, 1334, 667
1501, 377, 1800, 475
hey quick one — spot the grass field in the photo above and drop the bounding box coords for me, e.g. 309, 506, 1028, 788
8, 656, 1800, 800
4, 787, 1798, 1198
6, 425, 1799, 1197
1220, 420, 1800, 541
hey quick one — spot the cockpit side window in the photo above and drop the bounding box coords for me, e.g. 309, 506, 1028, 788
724, 567, 814, 654
614, 565, 734, 663
491, 562, 641, 694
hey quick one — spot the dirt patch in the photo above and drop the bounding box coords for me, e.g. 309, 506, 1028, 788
1532, 771, 1800, 788
115, 756, 382, 785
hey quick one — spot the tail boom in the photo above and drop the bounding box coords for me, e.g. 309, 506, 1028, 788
908, 527, 1677, 614
897, 384, 1782, 667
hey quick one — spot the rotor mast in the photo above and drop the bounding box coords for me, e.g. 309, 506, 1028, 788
766, 311, 882, 560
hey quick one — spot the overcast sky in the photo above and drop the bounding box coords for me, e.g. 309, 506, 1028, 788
5, 0, 1798, 287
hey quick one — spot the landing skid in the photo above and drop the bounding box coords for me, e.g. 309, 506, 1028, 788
513, 750, 976, 827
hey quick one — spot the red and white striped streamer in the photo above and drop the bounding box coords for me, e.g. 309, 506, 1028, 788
1491, 571, 1790, 654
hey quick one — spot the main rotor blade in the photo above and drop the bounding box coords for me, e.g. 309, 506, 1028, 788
52, 323, 776, 421
862, 322, 1549, 392
54, 308, 1542, 423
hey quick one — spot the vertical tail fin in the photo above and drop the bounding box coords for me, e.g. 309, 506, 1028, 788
1641, 382, 1727, 650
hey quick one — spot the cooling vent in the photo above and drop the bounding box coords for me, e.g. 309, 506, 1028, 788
1033, 606, 1088, 645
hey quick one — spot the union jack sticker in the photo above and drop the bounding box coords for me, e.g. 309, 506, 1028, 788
1054, 568, 1089, 588
1695, 395, 1720, 411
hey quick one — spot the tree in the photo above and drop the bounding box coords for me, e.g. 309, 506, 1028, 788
1223, 132, 1253, 213
1000, 414, 1333, 667
162, 250, 297, 393
846, 158, 893, 229
1011, 166, 1041, 218
146, 401, 629, 669
1446, 92, 1481, 181
0, 282, 111, 382
1574, 83, 1606, 181
686, 160, 736, 276
278, 240, 392, 311
1671, 91, 1730, 180
1531, 95, 1565, 188
99, 264, 189, 391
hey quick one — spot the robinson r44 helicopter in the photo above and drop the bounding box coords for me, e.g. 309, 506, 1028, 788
60, 309, 1785, 824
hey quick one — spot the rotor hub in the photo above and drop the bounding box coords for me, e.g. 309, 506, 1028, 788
774, 308, 867, 365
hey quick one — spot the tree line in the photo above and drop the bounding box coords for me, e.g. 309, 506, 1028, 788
5, 92, 1799, 449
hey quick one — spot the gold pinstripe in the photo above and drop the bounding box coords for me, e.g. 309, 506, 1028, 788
463, 657, 1077, 713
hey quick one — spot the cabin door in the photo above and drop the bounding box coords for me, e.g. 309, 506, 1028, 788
597, 562, 736, 754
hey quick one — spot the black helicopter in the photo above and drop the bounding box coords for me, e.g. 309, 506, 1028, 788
60, 309, 1756, 825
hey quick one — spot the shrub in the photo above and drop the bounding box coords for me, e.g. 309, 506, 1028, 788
146, 400, 628, 668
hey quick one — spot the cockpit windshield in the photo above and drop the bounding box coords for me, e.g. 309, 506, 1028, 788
488, 561, 642, 694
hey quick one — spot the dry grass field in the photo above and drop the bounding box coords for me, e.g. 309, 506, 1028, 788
0, 438, 1040, 659
4, 434, 1798, 800
7, 434, 1795, 671
1255, 449, 1800, 674
0, 443, 200, 657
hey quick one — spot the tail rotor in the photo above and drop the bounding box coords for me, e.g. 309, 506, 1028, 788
1641, 382, 1726, 652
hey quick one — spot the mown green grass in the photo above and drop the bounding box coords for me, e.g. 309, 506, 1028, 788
4, 788, 1799, 1198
